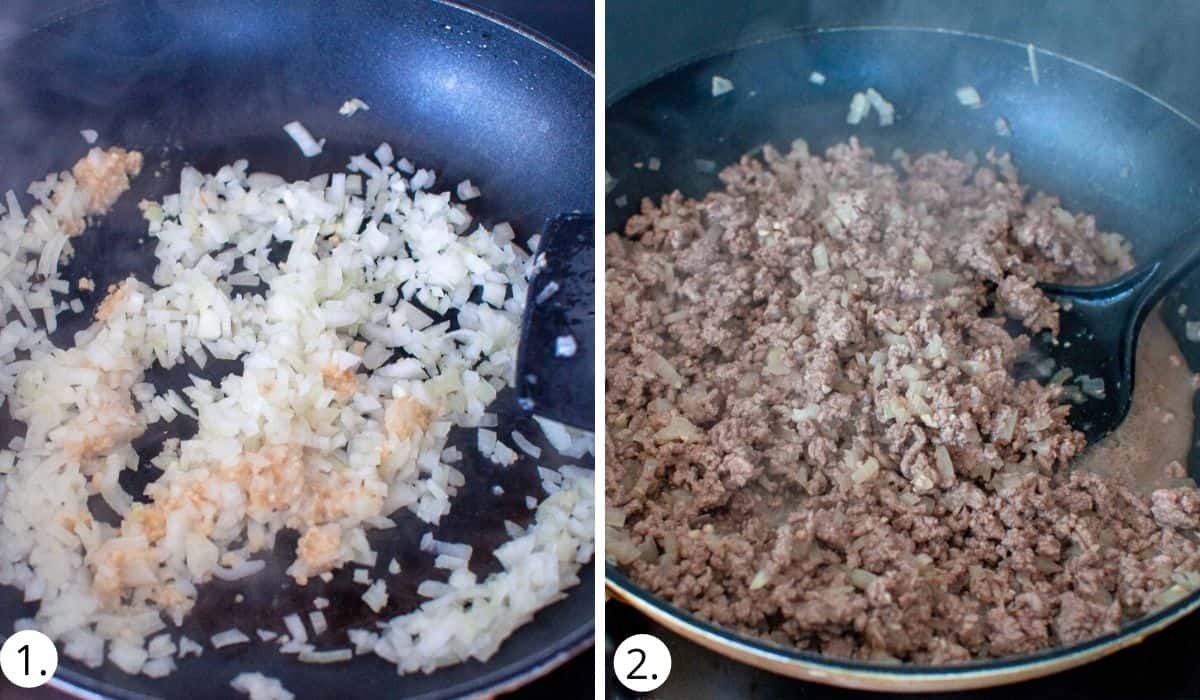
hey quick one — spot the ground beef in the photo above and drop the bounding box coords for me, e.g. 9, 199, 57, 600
605, 138, 1200, 663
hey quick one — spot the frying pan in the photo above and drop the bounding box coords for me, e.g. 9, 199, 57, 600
0, 0, 593, 698
605, 27, 1200, 692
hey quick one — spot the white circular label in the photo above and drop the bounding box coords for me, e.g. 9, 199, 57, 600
0, 629, 58, 689
613, 633, 671, 693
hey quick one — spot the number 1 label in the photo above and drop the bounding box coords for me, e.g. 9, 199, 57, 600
1, 630, 58, 689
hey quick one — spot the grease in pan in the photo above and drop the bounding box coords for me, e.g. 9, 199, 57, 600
606, 137, 1199, 663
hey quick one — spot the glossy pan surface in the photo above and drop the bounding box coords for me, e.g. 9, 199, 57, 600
605, 26, 1200, 691
0, 1, 594, 697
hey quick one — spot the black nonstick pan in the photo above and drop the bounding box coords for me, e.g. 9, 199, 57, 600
605, 27, 1200, 691
0, 0, 593, 698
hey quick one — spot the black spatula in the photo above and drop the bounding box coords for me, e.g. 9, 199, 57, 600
1034, 232, 1200, 444
515, 213, 594, 430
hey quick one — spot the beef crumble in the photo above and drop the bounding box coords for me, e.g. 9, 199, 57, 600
605, 138, 1200, 663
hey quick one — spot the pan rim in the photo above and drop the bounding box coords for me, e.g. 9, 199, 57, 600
49, 621, 594, 700
19, 0, 594, 78
434, 0, 594, 76
604, 24, 1200, 135
607, 565, 1200, 691
604, 24, 1200, 691
0, 0, 594, 698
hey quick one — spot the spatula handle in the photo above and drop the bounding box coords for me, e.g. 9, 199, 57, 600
1137, 229, 1200, 310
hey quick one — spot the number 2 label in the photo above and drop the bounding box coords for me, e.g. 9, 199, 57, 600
614, 633, 671, 693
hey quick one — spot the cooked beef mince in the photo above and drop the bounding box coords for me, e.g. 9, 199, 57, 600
605, 138, 1200, 663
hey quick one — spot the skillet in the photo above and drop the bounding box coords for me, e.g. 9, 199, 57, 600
605, 26, 1200, 691
0, 0, 594, 697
